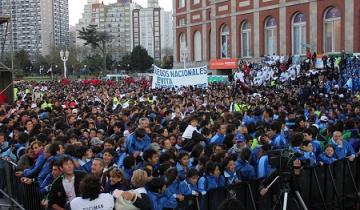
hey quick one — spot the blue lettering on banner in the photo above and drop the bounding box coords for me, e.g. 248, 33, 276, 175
155, 66, 207, 78
152, 65, 208, 89
155, 76, 173, 88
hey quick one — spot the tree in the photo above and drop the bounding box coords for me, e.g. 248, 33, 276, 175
78, 25, 112, 72
130, 45, 154, 72
120, 54, 132, 71
44, 48, 63, 75
13, 50, 32, 73
81, 54, 103, 73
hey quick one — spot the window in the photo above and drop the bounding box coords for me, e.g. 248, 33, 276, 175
241, 21, 251, 57
193, 0, 200, 4
292, 13, 306, 55
179, 18, 186, 26
324, 7, 341, 53
264, 17, 277, 55
220, 24, 229, 58
179, 33, 187, 62
178, 0, 185, 8
193, 31, 202, 61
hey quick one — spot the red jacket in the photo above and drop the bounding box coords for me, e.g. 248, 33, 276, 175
0, 93, 7, 104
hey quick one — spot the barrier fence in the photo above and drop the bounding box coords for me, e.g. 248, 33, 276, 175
0, 158, 359, 210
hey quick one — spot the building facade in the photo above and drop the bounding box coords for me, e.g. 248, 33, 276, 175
76, 0, 139, 60
133, 1, 173, 61
173, 0, 360, 70
0, 0, 69, 57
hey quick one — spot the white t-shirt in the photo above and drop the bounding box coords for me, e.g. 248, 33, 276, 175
234, 71, 245, 83
70, 193, 114, 210
182, 125, 198, 139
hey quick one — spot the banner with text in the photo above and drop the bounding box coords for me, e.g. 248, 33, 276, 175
152, 65, 208, 89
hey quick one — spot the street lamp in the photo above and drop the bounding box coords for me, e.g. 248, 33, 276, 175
60, 49, 69, 79
181, 47, 189, 69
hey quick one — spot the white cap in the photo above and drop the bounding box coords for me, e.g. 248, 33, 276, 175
320, 115, 328, 122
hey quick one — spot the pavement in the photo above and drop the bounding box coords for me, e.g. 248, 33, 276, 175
0, 198, 15, 210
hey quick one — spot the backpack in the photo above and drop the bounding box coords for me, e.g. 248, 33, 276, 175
113, 190, 140, 210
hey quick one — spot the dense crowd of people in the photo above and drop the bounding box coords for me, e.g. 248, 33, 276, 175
0, 53, 359, 210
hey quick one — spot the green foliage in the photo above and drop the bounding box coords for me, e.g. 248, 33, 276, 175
130, 45, 154, 72
78, 25, 112, 71
120, 54, 132, 70
81, 54, 103, 72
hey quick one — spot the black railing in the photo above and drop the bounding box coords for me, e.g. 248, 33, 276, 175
0, 160, 43, 210
0, 158, 359, 210
178, 158, 360, 210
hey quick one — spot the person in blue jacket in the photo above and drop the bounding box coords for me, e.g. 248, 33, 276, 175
39, 160, 62, 195
22, 141, 46, 178
209, 123, 226, 145
319, 144, 337, 165
122, 156, 135, 183
125, 128, 151, 157
222, 156, 239, 185
236, 148, 256, 181
176, 151, 190, 180
330, 131, 356, 161
303, 128, 322, 157
146, 177, 173, 210
298, 141, 318, 167
198, 161, 225, 196
270, 121, 288, 149
163, 167, 184, 209
38, 142, 64, 185
179, 168, 199, 196
136, 148, 160, 172
257, 144, 272, 179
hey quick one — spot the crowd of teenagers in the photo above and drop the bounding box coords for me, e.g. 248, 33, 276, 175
0, 53, 360, 210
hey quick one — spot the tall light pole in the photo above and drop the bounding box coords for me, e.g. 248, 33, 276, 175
181, 47, 188, 69
60, 49, 69, 79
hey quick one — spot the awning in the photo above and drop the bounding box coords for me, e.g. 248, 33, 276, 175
209, 58, 239, 70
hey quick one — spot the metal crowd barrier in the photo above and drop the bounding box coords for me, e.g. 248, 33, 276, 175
178, 158, 360, 210
0, 160, 44, 210
0, 158, 359, 210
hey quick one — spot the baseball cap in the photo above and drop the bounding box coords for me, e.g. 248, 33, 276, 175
320, 116, 328, 123
90, 137, 103, 146
235, 133, 245, 143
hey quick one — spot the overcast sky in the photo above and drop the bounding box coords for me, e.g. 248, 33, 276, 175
69, 0, 173, 26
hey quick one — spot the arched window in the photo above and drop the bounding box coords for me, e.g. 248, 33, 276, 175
292, 13, 306, 55
241, 21, 251, 57
220, 25, 229, 58
265, 17, 277, 55
324, 7, 341, 52
193, 31, 202, 61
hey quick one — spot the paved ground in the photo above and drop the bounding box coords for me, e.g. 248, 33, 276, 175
0, 198, 14, 210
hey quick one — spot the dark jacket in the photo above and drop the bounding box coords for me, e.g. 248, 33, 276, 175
48, 170, 86, 209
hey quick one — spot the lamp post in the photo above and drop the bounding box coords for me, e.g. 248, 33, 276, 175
60, 49, 69, 79
181, 47, 189, 69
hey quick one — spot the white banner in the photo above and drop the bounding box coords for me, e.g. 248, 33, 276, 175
152, 65, 208, 89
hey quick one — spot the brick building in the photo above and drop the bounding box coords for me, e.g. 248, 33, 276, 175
173, 0, 360, 73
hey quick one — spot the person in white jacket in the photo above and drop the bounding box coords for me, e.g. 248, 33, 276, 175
70, 174, 114, 210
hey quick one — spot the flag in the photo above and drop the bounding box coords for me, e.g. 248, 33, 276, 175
47, 66, 52, 74
344, 78, 353, 91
